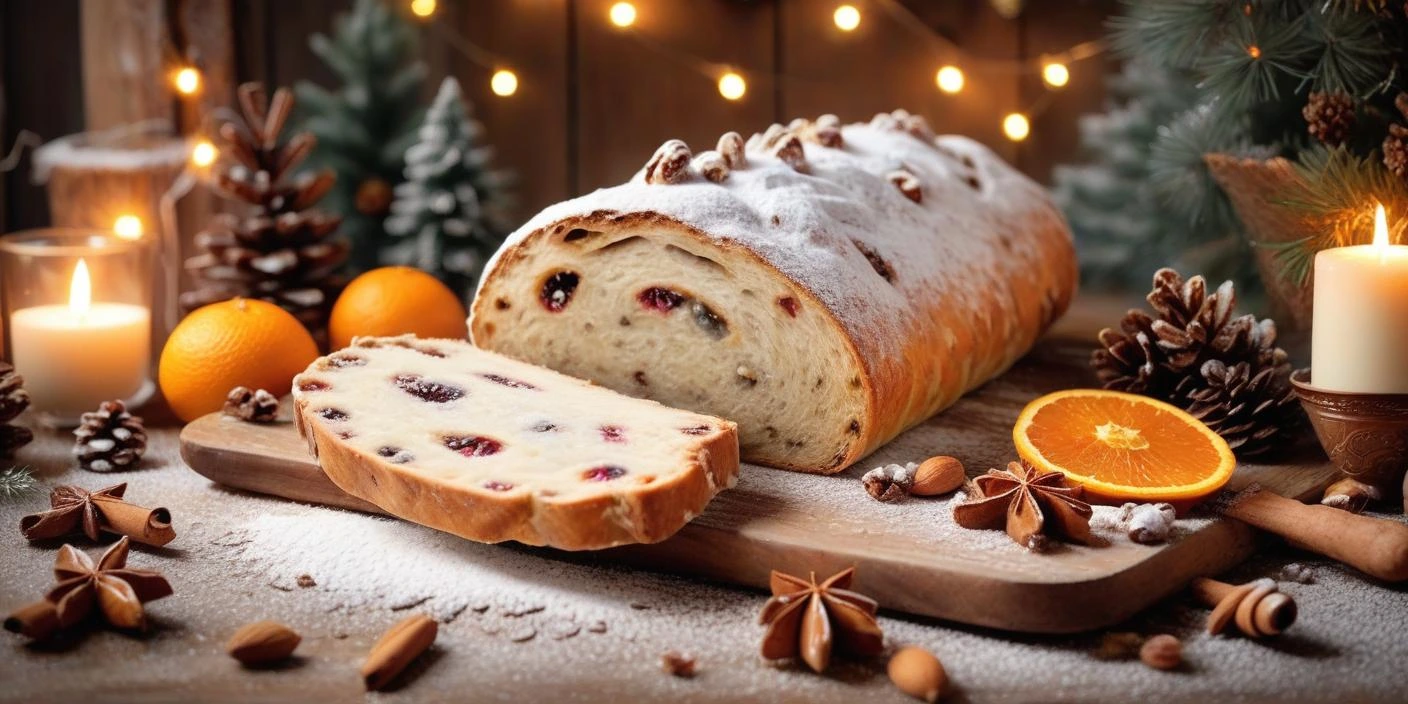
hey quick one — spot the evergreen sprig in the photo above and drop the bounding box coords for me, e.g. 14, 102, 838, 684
0, 465, 37, 500
1273, 144, 1408, 283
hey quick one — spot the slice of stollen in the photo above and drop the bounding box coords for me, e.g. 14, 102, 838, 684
291, 335, 739, 550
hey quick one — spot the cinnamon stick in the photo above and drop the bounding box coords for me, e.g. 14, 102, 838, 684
89, 494, 175, 547
4, 600, 60, 641
1220, 484, 1408, 582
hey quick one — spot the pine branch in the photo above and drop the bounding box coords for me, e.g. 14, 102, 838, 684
1277, 143, 1408, 249
1305, 8, 1393, 96
0, 465, 37, 501
1109, 0, 1236, 69
1196, 10, 1313, 120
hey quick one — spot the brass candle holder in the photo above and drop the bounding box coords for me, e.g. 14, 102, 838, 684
1291, 370, 1408, 512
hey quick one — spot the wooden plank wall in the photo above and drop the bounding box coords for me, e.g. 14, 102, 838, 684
1, 0, 1116, 233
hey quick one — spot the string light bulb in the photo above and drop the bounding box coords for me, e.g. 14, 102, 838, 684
1002, 113, 1030, 142
936, 65, 964, 94
191, 140, 217, 168
113, 215, 143, 241
1041, 61, 1069, 88
490, 69, 519, 97
833, 5, 861, 32
173, 67, 201, 96
609, 2, 637, 28
410, 0, 436, 18
718, 72, 747, 101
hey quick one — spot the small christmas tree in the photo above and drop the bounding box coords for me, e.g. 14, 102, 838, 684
296, 0, 427, 271
1054, 59, 1254, 290
384, 77, 512, 295
181, 83, 349, 333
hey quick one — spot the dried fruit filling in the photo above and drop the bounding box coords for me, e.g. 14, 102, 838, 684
582, 465, 628, 482
394, 375, 465, 404
638, 287, 687, 312
443, 435, 503, 457
540, 271, 580, 312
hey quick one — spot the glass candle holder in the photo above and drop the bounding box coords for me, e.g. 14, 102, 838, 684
0, 229, 154, 426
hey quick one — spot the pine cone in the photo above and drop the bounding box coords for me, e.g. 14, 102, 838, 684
181, 82, 349, 332
1093, 269, 1303, 457
1177, 360, 1302, 458
73, 400, 147, 472
223, 386, 280, 423
0, 362, 33, 459
1302, 92, 1355, 146
1093, 269, 1238, 397
1385, 124, 1408, 180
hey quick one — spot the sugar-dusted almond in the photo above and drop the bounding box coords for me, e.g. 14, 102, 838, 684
226, 620, 301, 666
912, 456, 965, 496
362, 613, 438, 691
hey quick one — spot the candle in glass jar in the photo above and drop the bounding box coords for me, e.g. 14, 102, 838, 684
9, 259, 151, 418
1311, 204, 1408, 393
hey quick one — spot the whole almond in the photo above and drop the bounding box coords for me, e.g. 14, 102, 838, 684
226, 620, 301, 666
1139, 634, 1182, 670
362, 613, 438, 691
912, 456, 965, 496
888, 645, 947, 702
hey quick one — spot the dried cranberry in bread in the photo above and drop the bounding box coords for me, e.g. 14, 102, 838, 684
471, 111, 1076, 474
291, 335, 739, 550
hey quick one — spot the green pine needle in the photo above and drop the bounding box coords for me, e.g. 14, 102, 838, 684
0, 466, 38, 500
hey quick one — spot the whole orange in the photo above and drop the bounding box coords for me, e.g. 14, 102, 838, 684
159, 298, 319, 422
329, 266, 468, 350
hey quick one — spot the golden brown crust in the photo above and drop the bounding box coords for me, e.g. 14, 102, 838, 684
293, 388, 739, 551
469, 212, 877, 475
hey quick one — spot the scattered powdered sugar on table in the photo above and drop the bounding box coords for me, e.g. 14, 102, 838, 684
4, 434, 1408, 702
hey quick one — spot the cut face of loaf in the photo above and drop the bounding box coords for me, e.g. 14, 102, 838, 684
291, 335, 739, 550
472, 111, 1077, 473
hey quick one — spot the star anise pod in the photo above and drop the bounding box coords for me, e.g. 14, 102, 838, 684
953, 462, 1095, 551
20, 484, 126, 542
46, 537, 172, 631
758, 567, 884, 673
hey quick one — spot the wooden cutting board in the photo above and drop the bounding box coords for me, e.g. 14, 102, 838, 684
178, 317, 1336, 634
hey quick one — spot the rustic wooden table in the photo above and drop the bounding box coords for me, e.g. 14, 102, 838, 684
1, 300, 1405, 703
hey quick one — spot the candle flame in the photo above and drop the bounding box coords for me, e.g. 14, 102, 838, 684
1373, 203, 1389, 249
69, 259, 92, 318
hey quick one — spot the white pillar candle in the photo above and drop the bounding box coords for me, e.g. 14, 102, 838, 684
1311, 204, 1408, 393
8, 259, 151, 418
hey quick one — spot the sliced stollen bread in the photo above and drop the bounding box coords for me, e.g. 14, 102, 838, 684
470, 111, 1075, 474
291, 335, 739, 550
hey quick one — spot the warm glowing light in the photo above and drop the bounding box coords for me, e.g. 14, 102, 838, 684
833, 4, 861, 31
410, 0, 436, 18
191, 140, 217, 168
69, 259, 92, 318
1248, 45, 1261, 59
718, 72, 747, 101
490, 69, 519, 97
609, 2, 637, 27
113, 215, 143, 241
1002, 113, 1030, 142
936, 65, 964, 94
1042, 62, 1069, 88
1373, 203, 1389, 248
173, 67, 201, 96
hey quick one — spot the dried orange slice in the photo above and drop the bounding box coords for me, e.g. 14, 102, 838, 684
1013, 389, 1235, 507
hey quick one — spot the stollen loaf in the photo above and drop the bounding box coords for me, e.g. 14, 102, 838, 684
470, 111, 1076, 473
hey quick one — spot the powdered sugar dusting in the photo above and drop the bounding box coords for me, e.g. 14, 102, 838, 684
479, 116, 1072, 370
